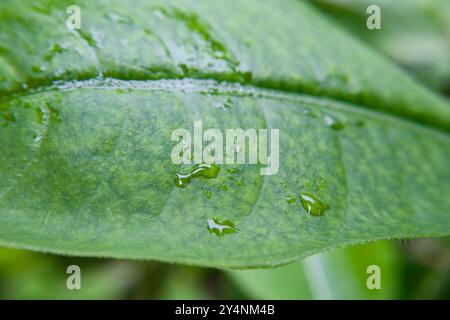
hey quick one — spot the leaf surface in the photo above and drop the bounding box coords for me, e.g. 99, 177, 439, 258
0, 0, 449, 268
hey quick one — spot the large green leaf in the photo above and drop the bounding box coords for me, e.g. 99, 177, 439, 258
0, 0, 449, 268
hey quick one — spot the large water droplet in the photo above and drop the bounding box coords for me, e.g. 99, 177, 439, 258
207, 218, 239, 237
174, 163, 220, 189
299, 193, 329, 216
191, 163, 220, 179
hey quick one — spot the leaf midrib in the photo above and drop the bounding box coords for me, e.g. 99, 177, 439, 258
3, 77, 449, 139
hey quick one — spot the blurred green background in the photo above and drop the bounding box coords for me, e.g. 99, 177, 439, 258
0, 0, 449, 300
0, 239, 449, 299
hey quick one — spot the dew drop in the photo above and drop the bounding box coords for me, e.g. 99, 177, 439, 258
174, 173, 191, 189
52, 43, 63, 54
324, 115, 345, 130
191, 163, 220, 179
31, 65, 44, 73
207, 218, 239, 237
304, 109, 318, 118
299, 193, 329, 216
105, 11, 132, 24
224, 97, 233, 108
205, 190, 212, 199
174, 163, 220, 189
286, 195, 296, 204
227, 167, 238, 174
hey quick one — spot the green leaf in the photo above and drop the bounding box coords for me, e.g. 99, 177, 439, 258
0, 0, 449, 268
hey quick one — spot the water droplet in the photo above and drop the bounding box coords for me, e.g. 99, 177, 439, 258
299, 193, 329, 216
286, 195, 296, 204
191, 163, 220, 179
227, 167, 238, 174
116, 88, 131, 94
174, 163, 220, 189
205, 190, 212, 199
324, 115, 345, 130
105, 11, 132, 24
52, 43, 63, 54
224, 97, 234, 108
207, 218, 239, 237
304, 109, 318, 118
174, 173, 191, 189
314, 180, 328, 191
31, 65, 44, 73
211, 101, 223, 109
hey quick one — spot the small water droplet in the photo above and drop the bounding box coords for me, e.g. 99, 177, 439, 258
174, 163, 220, 189
212, 101, 225, 109
105, 11, 132, 24
304, 109, 318, 118
207, 218, 239, 237
299, 193, 329, 216
153, 9, 166, 19
205, 190, 212, 199
224, 97, 233, 108
227, 167, 238, 174
174, 173, 191, 189
52, 43, 63, 54
31, 65, 44, 73
324, 115, 345, 130
286, 195, 296, 204
34, 135, 43, 143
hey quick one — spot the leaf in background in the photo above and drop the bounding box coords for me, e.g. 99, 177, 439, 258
0, 247, 141, 299
228, 241, 400, 299
0, 0, 449, 268
311, 0, 450, 91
